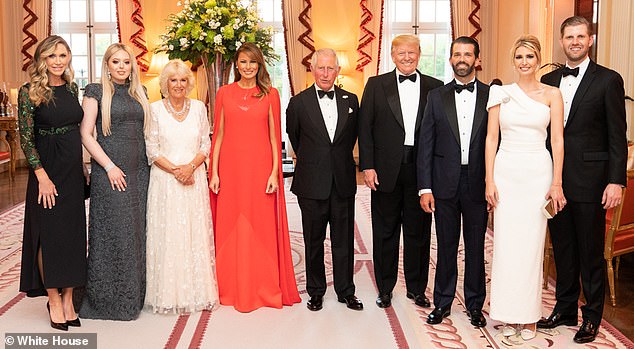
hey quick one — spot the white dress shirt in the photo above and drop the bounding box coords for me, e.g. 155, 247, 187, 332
456, 78, 477, 165
559, 57, 590, 126
419, 78, 477, 196
396, 69, 420, 146
315, 85, 337, 142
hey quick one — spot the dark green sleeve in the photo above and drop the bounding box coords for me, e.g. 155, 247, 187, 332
17, 84, 42, 170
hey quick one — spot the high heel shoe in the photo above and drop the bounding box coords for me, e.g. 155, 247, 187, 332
520, 324, 536, 340
66, 317, 81, 327
47, 302, 68, 331
502, 324, 518, 336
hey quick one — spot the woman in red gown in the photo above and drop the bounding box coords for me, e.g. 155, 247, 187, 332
209, 43, 300, 312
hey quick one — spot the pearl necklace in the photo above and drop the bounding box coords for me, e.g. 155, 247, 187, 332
166, 98, 190, 118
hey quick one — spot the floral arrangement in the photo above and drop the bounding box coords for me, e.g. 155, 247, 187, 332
158, 0, 278, 65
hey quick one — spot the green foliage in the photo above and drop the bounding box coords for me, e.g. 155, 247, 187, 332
157, 0, 278, 66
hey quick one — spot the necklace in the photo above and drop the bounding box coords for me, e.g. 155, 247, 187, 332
166, 98, 190, 119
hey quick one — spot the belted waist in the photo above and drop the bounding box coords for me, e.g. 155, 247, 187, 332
37, 123, 79, 136
499, 140, 545, 152
402, 145, 415, 164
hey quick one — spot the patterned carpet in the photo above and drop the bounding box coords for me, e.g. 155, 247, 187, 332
0, 187, 632, 348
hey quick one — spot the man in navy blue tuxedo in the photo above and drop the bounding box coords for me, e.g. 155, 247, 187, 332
417, 36, 489, 327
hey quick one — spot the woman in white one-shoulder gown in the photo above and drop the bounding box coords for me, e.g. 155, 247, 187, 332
484, 35, 566, 341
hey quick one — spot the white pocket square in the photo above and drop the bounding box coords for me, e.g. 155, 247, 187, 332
348, 107, 354, 113
342, 95, 349, 99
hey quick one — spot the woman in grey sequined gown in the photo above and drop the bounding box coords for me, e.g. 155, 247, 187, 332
79, 44, 150, 320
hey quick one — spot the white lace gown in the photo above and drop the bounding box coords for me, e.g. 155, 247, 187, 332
487, 84, 552, 324
145, 99, 218, 313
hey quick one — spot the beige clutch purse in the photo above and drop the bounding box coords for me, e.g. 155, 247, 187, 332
542, 199, 557, 219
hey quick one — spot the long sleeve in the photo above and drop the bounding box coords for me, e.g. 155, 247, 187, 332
17, 84, 42, 170
604, 72, 627, 186
417, 93, 436, 190
285, 95, 300, 153
197, 101, 211, 157
145, 103, 161, 165
358, 77, 376, 170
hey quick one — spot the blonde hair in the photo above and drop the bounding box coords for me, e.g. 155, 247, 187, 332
27, 35, 75, 106
158, 59, 195, 97
391, 34, 421, 53
100, 43, 150, 136
511, 35, 542, 66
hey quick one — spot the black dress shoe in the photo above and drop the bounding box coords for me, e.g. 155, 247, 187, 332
338, 295, 363, 311
66, 317, 81, 327
536, 311, 577, 329
427, 307, 451, 324
376, 293, 392, 308
467, 309, 487, 327
307, 296, 323, 311
47, 302, 68, 331
406, 292, 431, 308
573, 320, 599, 344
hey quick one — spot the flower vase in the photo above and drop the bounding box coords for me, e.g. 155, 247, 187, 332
202, 52, 232, 129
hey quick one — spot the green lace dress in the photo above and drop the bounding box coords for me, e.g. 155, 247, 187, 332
18, 83, 87, 297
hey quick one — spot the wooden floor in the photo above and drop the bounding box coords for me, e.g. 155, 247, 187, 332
1, 167, 633, 340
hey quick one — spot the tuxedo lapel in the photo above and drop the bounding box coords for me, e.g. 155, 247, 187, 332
303, 85, 331, 142
383, 71, 405, 130
470, 81, 487, 145
441, 84, 460, 145
567, 61, 597, 127
332, 87, 349, 143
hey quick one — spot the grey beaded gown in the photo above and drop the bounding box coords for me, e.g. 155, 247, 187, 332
79, 83, 149, 320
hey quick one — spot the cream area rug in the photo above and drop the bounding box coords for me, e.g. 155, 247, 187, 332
0, 187, 632, 348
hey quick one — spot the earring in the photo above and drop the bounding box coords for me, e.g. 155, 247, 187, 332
128, 71, 132, 82
107, 71, 111, 80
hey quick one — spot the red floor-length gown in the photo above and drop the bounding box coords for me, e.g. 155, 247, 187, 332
210, 82, 300, 312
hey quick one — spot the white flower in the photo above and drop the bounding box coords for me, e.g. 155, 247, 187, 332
180, 37, 188, 46
235, 41, 242, 49
168, 44, 174, 51
177, 1, 182, 6
214, 34, 223, 45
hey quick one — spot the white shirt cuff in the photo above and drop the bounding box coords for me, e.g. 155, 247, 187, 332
418, 189, 432, 196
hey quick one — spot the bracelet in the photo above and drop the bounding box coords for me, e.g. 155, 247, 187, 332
104, 162, 116, 172
190, 162, 196, 170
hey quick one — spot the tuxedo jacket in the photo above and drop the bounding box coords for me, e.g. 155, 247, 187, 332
286, 85, 359, 200
359, 69, 443, 192
541, 60, 627, 202
416, 80, 489, 201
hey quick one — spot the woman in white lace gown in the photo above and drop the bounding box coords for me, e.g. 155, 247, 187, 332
145, 59, 218, 313
484, 36, 565, 340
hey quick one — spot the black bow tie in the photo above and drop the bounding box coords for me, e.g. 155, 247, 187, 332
562, 66, 579, 77
318, 90, 334, 99
454, 81, 475, 93
398, 74, 417, 83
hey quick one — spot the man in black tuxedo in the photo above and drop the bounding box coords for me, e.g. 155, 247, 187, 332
286, 48, 363, 312
359, 34, 443, 308
417, 36, 488, 327
538, 16, 627, 344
